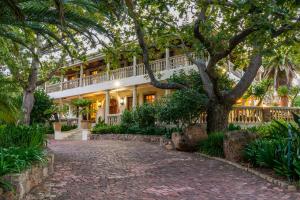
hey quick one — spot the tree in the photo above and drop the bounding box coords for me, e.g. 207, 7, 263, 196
263, 47, 300, 91
118, 0, 300, 133
0, 1, 111, 125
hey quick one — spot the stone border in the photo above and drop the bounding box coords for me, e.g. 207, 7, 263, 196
196, 152, 297, 192
0, 153, 55, 200
90, 134, 170, 145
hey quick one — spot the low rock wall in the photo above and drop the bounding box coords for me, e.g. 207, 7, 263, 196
90, 134, 170, 145
0, 154, 54, 200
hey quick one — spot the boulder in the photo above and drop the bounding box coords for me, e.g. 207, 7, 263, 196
184, 124, 208, 146
223, 130, 257, 162
172, 124, 207, 152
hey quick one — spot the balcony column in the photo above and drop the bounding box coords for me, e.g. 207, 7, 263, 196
165, 89, 170, 96
133, 56, 137, 76
166, 48, 170, 70
105, 90, 110, 124
132, 85, 137, 109
79, 64, 83, 87
106, 63, 110, 81
60, 75, 63, 91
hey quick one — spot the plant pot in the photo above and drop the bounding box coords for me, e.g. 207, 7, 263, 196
279, 96, 289, 107
81, 120, 90, 129
53, 122, 62, 132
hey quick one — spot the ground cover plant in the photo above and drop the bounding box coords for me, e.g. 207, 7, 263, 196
244, 114, 300, 182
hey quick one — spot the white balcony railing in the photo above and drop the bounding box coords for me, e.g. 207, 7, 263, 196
45, 53, 244, 93
106, 106, 300, 126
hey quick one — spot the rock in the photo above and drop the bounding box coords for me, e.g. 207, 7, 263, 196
165, 141, 175, 150
171, 124, 207, 152
223, 130, 257, 162
184, 124, 208, 147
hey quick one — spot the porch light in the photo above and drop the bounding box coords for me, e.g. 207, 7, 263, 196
120, 97, 125, 106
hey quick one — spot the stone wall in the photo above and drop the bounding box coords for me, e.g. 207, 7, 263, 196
0, 154, 54, 200
90, 134, 170, 145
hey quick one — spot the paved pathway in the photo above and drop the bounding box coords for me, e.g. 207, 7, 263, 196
26, 140, 300, 200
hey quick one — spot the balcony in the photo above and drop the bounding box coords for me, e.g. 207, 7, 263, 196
45, 54, 245, 99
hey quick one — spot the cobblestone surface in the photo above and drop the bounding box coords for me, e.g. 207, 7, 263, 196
26, 140, 300, 200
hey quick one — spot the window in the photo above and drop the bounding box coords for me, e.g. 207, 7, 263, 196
144, 94, 156, 104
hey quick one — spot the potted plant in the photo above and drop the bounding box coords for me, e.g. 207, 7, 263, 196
71, 98, 93, 129
277, 85, 289, 107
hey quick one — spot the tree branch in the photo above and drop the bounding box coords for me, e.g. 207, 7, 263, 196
125, 0, 187, 90
224, 53, 262, 103
193, 7, 213, 55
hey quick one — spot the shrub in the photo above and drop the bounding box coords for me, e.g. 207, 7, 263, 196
134, 103, 156, 128
156, 88, 207, 129
0, 147, 46, 177
228, 123, 241, 131
91, 124, 122, 134
30, 90, 54, 124
120, 109, 134, 129
61, 124, 77, 132
277, 85, 289, 97
198, 132, 224, 157
0, 125, 46, 148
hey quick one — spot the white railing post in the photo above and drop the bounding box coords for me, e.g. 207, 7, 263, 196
44, 82, 48, 93
106, 63, 110, 81
105, 90, 110, 124
60, 75, 63, 91
79, 65, 83, 87
133, 56, 137, 76
166, 48, 170, 70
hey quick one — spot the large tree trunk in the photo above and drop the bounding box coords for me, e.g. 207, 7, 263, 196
206, 101, 232, 133
22, 89, 35, 125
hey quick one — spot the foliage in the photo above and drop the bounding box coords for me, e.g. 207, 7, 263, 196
61, 124, 77, 132
71, 98, 93, 120
120, 109, 134, 129
289, 86, 300, 106
244, 114, 300, 181
0, 125, 46, 148
134, 103, 156, 128
198, 132, 224, 158
156, 88, 207, 129
91, 124, 122, 134
30, 90, 54, 124
0, 147, 46, 177
228, 124, 241, 131
294, 96, 300, 107
277, 85, 289, 97
243, 79, 272, 105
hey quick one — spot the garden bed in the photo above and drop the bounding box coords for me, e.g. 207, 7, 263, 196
0, 153, 54, 200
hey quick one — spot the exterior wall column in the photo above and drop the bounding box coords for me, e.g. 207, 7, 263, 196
79, 65, 83, 87
132, 85, 137, 109
166, 48, 170, 70
105, 90, 110, 124
133, 56, 137, 76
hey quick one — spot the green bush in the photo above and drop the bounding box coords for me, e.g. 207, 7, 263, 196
0, 125, 46, 148
120, 109, 134, 129
31, 90, 54, 124
156, 88, 207, 129
198, 132, 224, 157
91, 124, 122, 134
0, 147, 46, 177
134, 103, 156, 128
244, 114, 300, 181
228, 123, 241, 131
61, 124, 77, 132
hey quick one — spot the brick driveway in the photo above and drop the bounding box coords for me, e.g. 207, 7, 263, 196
26, 140, 300, 200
